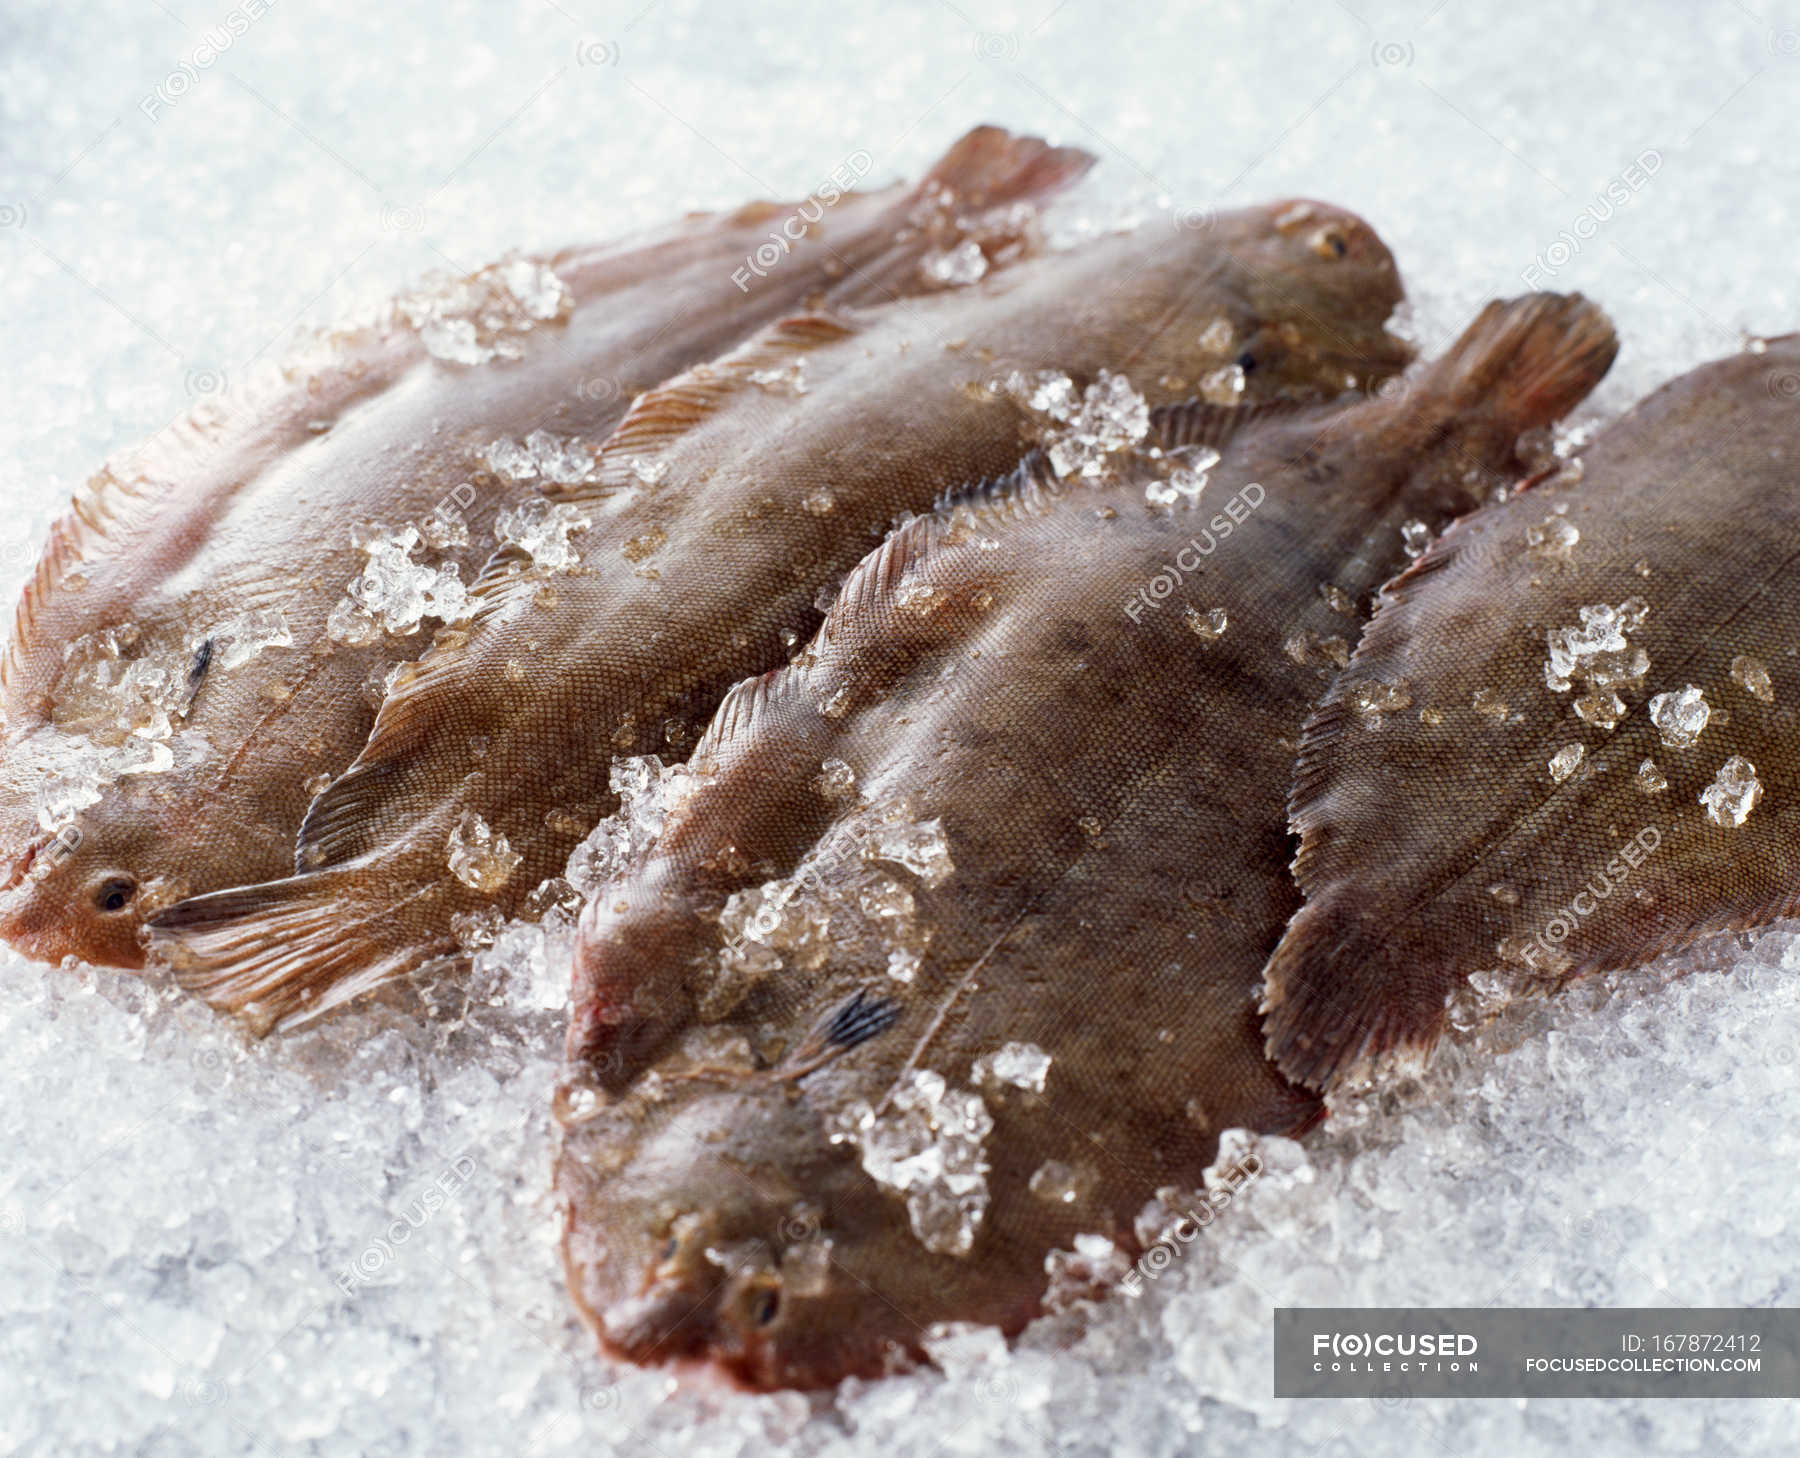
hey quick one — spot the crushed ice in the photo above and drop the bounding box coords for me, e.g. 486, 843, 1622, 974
1144, 445, 1220, 506
208, 609, 294, 670
564, 755, 707, 897
445, 809, 522, 893
998, 367, 1149, 479
327, 525, 474, 643
1548, 742, 1585, 782
1730, 653, 1774, 704
494, 497, 593, 572
828, 1069, 993, 1256
1648, 683, 1710, 750
482, 430, 598, 485
1699, 755, 1761, 828
1182, 604, 1227, 641
1543, 598, 1650, 700
971, 1041, 1052, 1094
395, 256, 572, 364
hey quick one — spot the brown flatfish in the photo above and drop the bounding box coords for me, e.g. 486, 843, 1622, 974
1264, 335, 1800, 1092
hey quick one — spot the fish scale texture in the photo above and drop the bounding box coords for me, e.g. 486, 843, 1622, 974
4, 0, 1800, 1453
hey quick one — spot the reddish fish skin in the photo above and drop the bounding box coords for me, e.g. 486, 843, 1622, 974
0, 125, 1094, 971
555, 294, 1615, 1390
1263, 335, 1800, 1094
147, 193, 1416, 1034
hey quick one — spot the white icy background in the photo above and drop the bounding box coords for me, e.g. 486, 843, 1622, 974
4, 0, 1800, 1453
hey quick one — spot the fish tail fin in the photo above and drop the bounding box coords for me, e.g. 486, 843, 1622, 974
145, 867, 447, 1034
1260, 896, 1447, 1093
1423, 291, 1618, 433
915, 124, 1095, 211
822, 126, 1095, 310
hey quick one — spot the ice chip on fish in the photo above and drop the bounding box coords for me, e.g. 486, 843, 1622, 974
494, 498, 592, 572
207, 609, 294, 671
830, 1071, 995, 1257
1699, 755, 1762, 828
396, 255, 574, 364
1647, 683, 1710, 749
971, 1041, 1052, 1094
446, 810, 522, 893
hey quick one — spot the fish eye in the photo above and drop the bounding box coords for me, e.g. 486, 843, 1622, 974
93, 876, 138, 915
752, 1288, 780, 1326
1311, 226, 1349, 260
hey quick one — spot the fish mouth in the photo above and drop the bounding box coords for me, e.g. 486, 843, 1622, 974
0, 832, 53, 933
565, 996, 670, 1086
572, 1217, 917, 1391
556, 1079, 930, 1389
594, 1270, 726, 1366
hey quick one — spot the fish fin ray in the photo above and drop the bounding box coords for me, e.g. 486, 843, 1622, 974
541, 313, 859, 507
913, 124, 1095, 217
1421, 292, 1618, 432
813, 125, 1096, 312
693, 501, 992, 763
929, 448, 1062, 520
690, 671, 784, 761
1148, 397, 1302, 454
146, 868, 447, 1035
3, 435, 219, 717
1260, 897, 1449, 1092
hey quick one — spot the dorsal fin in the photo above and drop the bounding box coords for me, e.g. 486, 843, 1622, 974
691, 668, 794, 761
819, 513, 944, 647
544, 313, 859, 507
930, 448, 1062, 520
0, 317, 415, 723
1147, 397, 1301, 454
689, 507, 971, 767
3, 410, 275, 719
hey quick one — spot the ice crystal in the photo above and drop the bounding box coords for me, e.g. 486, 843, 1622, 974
829, 1070, 993, 1256
1648, 684, 1710, 750
494, 497, 591, 572
396, 256, 572, 364
971, 1041, 1051, 1094
446, 810, 522, 893
1699, 755, 1761, 828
